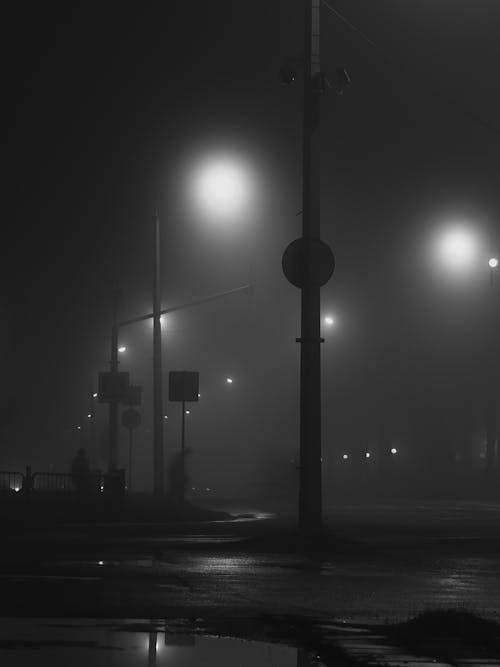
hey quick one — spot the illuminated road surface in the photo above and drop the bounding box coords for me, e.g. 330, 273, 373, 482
1, 501, 499, 623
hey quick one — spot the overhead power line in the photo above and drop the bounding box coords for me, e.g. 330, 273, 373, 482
321, 0, 500, 139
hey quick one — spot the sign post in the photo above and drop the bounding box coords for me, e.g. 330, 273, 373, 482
168, 371, 199, 505
121, 407, 141, 492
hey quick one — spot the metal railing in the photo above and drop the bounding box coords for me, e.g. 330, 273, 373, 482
0, 471, 24, 493
0, 467, 125, 498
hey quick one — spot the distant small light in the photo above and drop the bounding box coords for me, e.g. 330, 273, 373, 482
76, 425, 82, 430
98, 561, 104, 566
164, 415, 168, 420
185, 410, 190, 415
92, 392, 98, 398
226, 377, 233, 384
87, 414, 92, 419
391, 447, 398, 455
118, 346, 127, 353
489, 257, 499, 269
13, 486, 21, 493
205, 487, 211, 491
365, 452, 371, 459
198, 392, 201, 398
324, 316, 335, 326
342, 454, 349, 460
160, 315, 166, 327
100, 485, 104, 492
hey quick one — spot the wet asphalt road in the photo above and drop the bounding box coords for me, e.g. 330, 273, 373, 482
1, 500, 499, 623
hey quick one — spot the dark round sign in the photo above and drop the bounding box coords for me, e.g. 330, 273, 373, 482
122, 408, 141, 430
282, 237, 335, 288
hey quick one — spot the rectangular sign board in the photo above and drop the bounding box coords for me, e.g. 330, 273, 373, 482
169, 371, 199, 402
98, 371, 130, 403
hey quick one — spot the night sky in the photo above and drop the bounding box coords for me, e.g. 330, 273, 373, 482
4, 1, 500, 495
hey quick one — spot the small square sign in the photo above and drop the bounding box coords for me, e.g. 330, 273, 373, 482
169, 371, 199, 402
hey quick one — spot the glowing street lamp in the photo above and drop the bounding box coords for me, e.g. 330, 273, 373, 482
225, 377, 233, 384
432, 226, 482, 276
118, 345, 127, 353
187, 152, 257, 227
324, 315, 335, 327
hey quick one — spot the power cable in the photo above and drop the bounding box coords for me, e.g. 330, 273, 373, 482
321, 0, 500, 139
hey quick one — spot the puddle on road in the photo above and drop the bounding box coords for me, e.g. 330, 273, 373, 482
0, 618, 322, 666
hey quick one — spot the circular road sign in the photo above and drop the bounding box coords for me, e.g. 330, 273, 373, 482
282, 237, 335, 288
122, 408, 141, 430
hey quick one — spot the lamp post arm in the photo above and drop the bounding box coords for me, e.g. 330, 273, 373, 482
116, 284, 253, 329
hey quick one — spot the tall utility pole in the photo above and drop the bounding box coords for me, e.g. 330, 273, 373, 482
108, 291, 120, 472
283, 0, 332, 536
298, 0, 323, 537
153, 213, 164, 496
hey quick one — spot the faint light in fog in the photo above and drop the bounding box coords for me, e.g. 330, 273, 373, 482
13, 486, 21, 492
164, 415, 168, 420
92, 392, 98, 398
185, 410, 190, 415
365, 452, 371, 458
226, 377, 233, 384
324, 315, 335, 326
489, 257, 499, 269
342, 454, 349, 460
118, 346, 127, 353
391, 447, 398, 455
87, 414, 92, 419
98, 561, 104, 566
76, 425, 82, 430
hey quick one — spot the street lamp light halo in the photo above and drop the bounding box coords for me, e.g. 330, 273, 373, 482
187, 151, 256, 226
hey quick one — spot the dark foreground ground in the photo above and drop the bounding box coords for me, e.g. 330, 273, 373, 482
0, 497, 499, 665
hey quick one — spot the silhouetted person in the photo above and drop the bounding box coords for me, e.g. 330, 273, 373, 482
71, 447, 91, 497
167, 447, 192, 507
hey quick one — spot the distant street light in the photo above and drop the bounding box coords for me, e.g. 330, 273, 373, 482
225, 377, 233, 384
106, 284, 251, 492
391, 447, 398, 455
365, 452, 371, 459
118, 346, 127, 353
342, 454, 349, 460
430, 227, 498, 476
324, 315, 335, 326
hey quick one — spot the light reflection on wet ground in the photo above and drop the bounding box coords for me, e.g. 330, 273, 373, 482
0, 618, 306, 667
